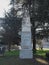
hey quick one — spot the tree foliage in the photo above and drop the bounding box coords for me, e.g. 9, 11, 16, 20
2, 0, 49, 52
21, 0, 49, 52
3, 0, 22, 50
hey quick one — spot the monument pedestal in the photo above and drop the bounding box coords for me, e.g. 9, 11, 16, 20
19, 31, 33, 59
19, 32, 33, 59
19, 9, 33, 59
20, 49, 32, 59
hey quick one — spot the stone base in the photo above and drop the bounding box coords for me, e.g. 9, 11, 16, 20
19, 49, 33, 59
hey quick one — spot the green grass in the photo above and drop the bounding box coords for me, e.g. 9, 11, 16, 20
4, 50, 49, 58
0, 50, 19, 65
4, 50, 49, 57
36, 50, 49, 57
3, 50, 49, 57
0, 50, 49, 65
4, 50, 19, 56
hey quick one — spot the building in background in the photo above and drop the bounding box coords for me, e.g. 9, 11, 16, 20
0, 18, 5, 42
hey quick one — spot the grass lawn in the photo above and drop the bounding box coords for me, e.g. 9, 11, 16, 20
4, 50, 49, 57
36, 50, 49, 58
0, 50, 49, 65
0, 50, 19, 65
5, 50, 19, 56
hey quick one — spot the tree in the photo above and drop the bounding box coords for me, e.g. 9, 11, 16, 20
21, 0, 49, 53
4, 0, 49, 52
4, 0, 22, 51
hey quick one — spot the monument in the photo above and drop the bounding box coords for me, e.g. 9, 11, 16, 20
19, 8, 33, 59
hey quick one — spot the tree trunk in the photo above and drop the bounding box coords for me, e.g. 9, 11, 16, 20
8, 43, 11, 51
32, 21, 36, 54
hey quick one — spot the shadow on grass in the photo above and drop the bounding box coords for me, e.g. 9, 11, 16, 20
0, 50, 49, 65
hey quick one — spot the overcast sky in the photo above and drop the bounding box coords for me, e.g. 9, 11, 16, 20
0, 0, 10, 18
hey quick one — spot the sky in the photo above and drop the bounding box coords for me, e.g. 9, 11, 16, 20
0, 0, 10, 18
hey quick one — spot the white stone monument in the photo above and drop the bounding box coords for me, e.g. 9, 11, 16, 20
19, 9, 33, 59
